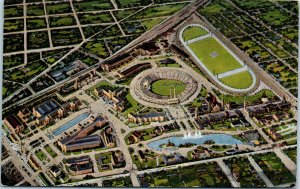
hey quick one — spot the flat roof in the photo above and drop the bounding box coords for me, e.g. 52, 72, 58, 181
34, 99, 60, 116
5, 115, 22, 128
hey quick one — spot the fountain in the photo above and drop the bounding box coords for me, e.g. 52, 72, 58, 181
183, 130, 202, 138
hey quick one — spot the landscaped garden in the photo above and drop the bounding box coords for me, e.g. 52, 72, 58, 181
251, 152, 296, 185
139, 162, 231, 187
214, 89, 278, 106
35, 149, 47, 162
102, 176, 132, 187
283, 147, 297, 164
224, 156, 266, 187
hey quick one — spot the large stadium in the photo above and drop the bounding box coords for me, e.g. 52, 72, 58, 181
179, 24, 258, 93
130, 67, 200, 107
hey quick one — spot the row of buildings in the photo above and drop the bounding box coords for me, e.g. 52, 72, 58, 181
100, 41, 161, 72
3, 97, 82, 134
127, 122, 180, 144
94, 86, 127, 112
66, 156, 93, 175
57, 115, 113, 152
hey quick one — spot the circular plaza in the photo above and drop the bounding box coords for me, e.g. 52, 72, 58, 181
130, 67, 200, 107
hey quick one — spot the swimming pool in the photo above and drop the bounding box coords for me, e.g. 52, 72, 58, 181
148, 134, 243, 151
52, 112, 89, 136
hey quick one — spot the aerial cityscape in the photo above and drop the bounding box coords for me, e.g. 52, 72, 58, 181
1, 0, 298, 187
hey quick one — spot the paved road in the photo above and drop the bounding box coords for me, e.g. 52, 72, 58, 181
274, 148, 296, 176
247, 155, 274, 187
3, 0, 206, 109
216, 159, 240, 187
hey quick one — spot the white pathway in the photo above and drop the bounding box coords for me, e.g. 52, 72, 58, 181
217, 66, 248, 79
186, 33, 211, 44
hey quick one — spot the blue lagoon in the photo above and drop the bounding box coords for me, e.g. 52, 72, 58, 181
148, 134, 243, 151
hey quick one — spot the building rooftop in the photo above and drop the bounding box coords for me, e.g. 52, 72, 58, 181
66, 135, 101, 147
34, 99, 60, 117
5, 115, 23, 129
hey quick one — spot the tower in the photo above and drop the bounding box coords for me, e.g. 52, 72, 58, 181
173, 87, 176, 98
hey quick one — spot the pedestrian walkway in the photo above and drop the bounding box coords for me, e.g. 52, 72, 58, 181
186, 33, 211, 45
217, 66, 248, 79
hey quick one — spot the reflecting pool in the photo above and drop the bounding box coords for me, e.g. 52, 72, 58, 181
52, 112, 89, 136
148, 134, 243, 151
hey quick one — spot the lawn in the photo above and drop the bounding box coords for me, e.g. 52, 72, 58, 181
129, 3, 188, 20
150, 79, 186, 96
49, 15, 76, 27
81, 40, 109, 59
78, 12, 114, 25
27, 18, 47, 30
252, 152, 296, 185
220, 89, 276, 105
87, 80, 113, 93
4, 5, 23, 18
219, 71, 253, 89
44, 145, 57, 158
27, 31, 50, 50
46, 2, 72, 14
102, 177, 133, 187
115, 0, 151, 8
188, 37, 242, 74
73, 0, 113, 12
51, 28, 83, 46
3, 54, 24, 70
27, 4, 45, 16
123, 92, 140, 115
183, 26, 209, 41
283, 147, 296, 163
4, 19, 24, 33
141, 17, 166, 30
35, 150, 47, 162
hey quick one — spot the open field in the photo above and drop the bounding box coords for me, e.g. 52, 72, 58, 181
27, 4, 45, 16
128, 3, 188, 20
78, 12, 114, 25
51, 28, 83, 46
4, 5, 23, 18
46, 2, 72, 15
49, 15, 77, 28
183, 26, 209, 41
139, 162, 231, 187
113, 8, 139, 21
27, 31, 50, 50
224, 156, 266, 187
4, 19, 24, 33
219, 71, 253, 89
4, 60, 48, 83
4, 34, 24, 53
27, 18, 47, 30
188, 37, 242, 74
102, 177, 133, 187
115, 0, 152, 8
73, 0, 113, 12
3, 54, 24, 70
141, 17, 166, 30
81, 40, 110, 59
252, 152, 296, 185
151, 79, 186, 96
